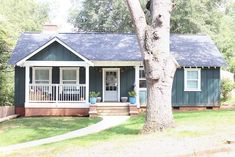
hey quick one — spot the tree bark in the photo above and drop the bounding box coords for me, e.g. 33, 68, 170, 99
126, 0, 179, 133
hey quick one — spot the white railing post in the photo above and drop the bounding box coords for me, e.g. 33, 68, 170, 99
135, 65, 140, 108
56, 84, 59, 105
85, 65, 90, 104
28, 84, 87, 103
25, 66, 30, 106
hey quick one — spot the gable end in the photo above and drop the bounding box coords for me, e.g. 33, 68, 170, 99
28, 41, 83, 61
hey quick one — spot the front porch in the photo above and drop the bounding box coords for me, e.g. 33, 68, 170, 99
15, 58, 144, 117
23, 61, 142, 109
24, 61, 90, 108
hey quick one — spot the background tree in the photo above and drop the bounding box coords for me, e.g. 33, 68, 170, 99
0, 0, 49, 105
69, 0, 235, 76
69, 0, 148, 32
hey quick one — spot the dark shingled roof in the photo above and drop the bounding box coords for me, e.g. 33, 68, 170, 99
9, 33, 226, 67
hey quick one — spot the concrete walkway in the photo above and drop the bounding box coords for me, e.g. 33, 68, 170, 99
0, 116, 129, 154
0, 114, 18, 123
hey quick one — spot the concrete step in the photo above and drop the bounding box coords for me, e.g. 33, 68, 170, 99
98, 112, 130, 116
95, 103, 130, 116
96, 103, 129, 106
97, 109, 129, 113
97, 106, 129, 110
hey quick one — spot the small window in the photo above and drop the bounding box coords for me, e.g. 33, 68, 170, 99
184, 68, 201, 91
33, 67, 51, 84
60, 68, 79, 84
139, 67, 147, 88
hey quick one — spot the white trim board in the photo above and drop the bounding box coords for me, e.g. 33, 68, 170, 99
93, 61, 141, 67
102, 68, 120, 102
16, 37, 93, 66
23, 61, 90, 67
25, 103, 89, 108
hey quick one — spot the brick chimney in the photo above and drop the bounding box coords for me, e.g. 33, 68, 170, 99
42, 24, 58, 33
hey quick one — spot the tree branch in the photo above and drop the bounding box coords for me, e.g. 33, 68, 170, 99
125, 0, 147, 53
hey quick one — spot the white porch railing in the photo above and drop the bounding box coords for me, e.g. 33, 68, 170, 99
28, 84, 86, 103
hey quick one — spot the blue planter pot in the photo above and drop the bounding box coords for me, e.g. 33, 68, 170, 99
90, 97, 97, 104
129, 97, 136, 104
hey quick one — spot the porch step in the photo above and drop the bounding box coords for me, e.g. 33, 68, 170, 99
96, 104, 129, 116
98, 112, 130, 116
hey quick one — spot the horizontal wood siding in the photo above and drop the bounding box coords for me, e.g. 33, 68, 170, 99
89, 67, 135, 100
28, 41, 83, 61
79, 67, 85, 84
29, 67, 84, 84
15, 66, 220, 107
120, 67, 135, 98
89, 67, 103, 97
15, 66, 85, 106
15, 67, 25, 106
52, 67, 59, 84
172, 68, 220, 106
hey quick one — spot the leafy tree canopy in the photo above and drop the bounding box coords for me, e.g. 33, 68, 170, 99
0, 0, 49, 105
69, 0, 148, 32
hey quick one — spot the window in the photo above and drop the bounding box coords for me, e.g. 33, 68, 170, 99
139, 67, 146, 89
184, 68, 201, 91
60, 68, 79, 84
33, 67, 52, 84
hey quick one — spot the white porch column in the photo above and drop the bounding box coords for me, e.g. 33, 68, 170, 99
25, 66, 30, 105
135, 65, 140, 108
85, 65, 90, 104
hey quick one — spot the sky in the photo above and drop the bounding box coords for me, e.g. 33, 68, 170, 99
37, 0, 83, 32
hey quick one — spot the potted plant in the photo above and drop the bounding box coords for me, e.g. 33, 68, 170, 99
128, 90, 137, 104
89, 91, 100, 104
121, 97, 128, 102
96, 97, 102, 102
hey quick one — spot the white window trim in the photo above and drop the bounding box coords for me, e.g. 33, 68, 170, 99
32, 67, 52, 84
60, 67, 80, 85
184, 68, 201, 91
139, 67, 147, 90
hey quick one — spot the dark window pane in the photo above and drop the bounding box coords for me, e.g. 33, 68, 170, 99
139, 80, 147, 88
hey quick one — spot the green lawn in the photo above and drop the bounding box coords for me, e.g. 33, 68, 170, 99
0, 117, 101, 146
3, 110, 235, 157
222, 96, 235, 105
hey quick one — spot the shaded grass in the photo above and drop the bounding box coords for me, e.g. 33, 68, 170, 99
3, 110, 235, 157
0, 117, 101, 146
222, 96, 235, 105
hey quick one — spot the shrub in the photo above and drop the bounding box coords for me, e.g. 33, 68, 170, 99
221, 79, 235, 101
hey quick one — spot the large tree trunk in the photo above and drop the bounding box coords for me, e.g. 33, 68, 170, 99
126, 0, 179, 133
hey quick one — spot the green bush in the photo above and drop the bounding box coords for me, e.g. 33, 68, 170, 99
221, 79, 235, 101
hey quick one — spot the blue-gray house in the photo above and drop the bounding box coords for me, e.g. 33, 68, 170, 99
9, 32, 226, 116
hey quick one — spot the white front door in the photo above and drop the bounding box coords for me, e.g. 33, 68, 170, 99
103, 68, 120, 102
